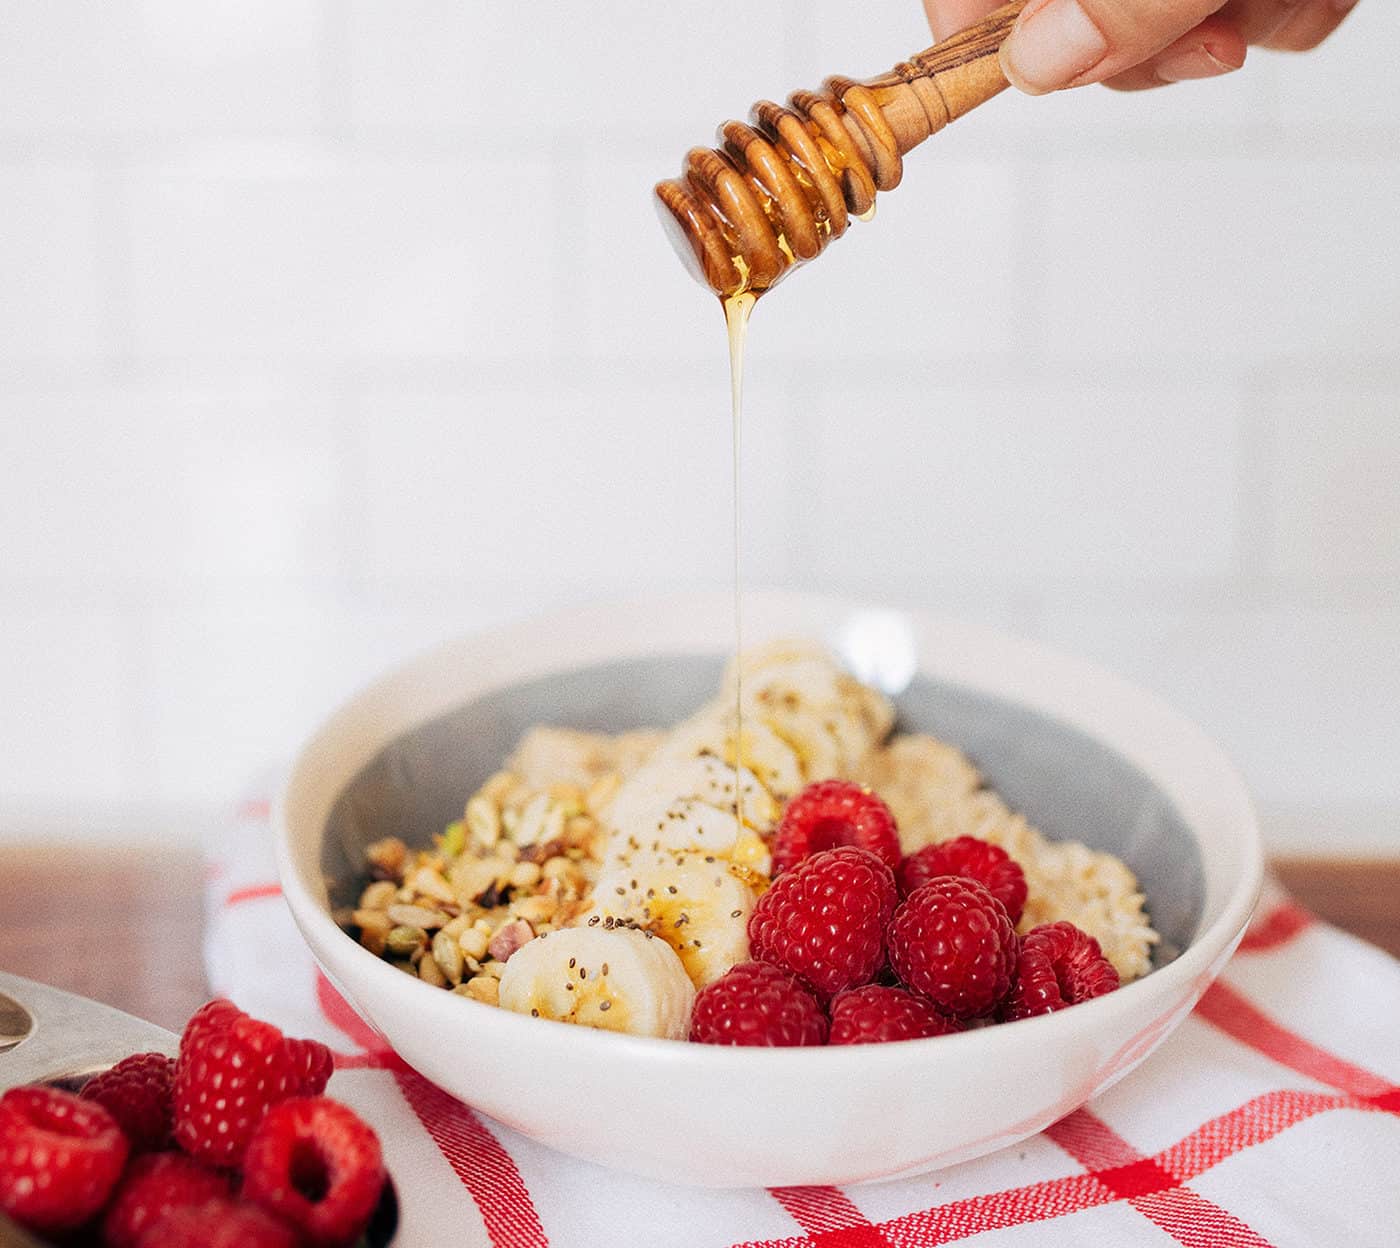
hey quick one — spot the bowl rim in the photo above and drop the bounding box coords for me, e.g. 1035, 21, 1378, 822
274, 590, 1263, 1072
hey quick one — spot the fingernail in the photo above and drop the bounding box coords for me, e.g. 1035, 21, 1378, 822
1155, 44, 1242, 84
1000, 0, 1109, 95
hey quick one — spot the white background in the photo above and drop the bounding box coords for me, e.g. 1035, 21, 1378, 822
0, 1, 1395, 853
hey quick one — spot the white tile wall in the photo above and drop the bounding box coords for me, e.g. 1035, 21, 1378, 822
1275, 7, 1397, 130
1265, 392, 1400, 583
355, 383, 738, 590
139, 593, 387, 805
0, 1, 325, 136
127, 153, 560, 364
0, 163, 106, 365
804, 381, 1241, 586
0, 606, 136, 804
1040, 155, 1400, 364
346, 2, 797, 138
754, 156, 1023, 361
1037, 601, 1400, 848
0, 384, 344, 586
0, 0, 1396, 851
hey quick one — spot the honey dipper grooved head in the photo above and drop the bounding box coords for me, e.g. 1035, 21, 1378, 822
655, 0, 1026, 299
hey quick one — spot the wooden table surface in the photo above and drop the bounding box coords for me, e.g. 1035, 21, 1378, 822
0, 847, 1396, 1031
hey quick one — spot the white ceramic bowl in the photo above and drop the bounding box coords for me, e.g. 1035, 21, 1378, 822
275, 592, 1262, 1188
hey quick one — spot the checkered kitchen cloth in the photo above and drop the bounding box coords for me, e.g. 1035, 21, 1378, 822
205, 799, 1400, 1247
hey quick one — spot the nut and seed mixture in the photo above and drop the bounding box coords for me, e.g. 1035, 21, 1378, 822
339, 727, 661, 1005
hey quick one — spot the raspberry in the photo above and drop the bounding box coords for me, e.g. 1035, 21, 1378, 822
689, 962, 828, 1046
0, 1085, 128, 1233
748, 846, 898, 999
172, 999, 333, 1168
771, 780, 901, 875
286, 1037, 336, 1096
243, 1097, 386, 1248
102, 1151, 230, 1248
899, 836, 1028, 923
828, 985, 962, 1045
82, 1052, 176, 1153
135, 1197, 297, 1248
1001, 921, 1120, 1022
887, 877, 1017, 1019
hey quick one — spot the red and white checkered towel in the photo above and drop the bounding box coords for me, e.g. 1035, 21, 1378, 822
206, 799, 1400, 1247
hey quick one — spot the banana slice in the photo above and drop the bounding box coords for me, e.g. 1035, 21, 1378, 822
602, 754, 776, 856
722, 643, 895, 763
584, 849, 756, 988
721, 638, 836, 687
497, 925, 695, 1040
658, 709, 806, 804
761, 707, 858, 782
727, 644, 893, 721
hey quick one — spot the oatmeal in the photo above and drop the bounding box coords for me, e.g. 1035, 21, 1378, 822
340, 642, 1159, 1041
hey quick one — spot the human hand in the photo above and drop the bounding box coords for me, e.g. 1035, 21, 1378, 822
923, 0, 1358, 93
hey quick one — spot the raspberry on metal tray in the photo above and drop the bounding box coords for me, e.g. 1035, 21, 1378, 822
242, 1096, 387, 1248
0, 1085, 129, 1233
102, 1151, 231, 1248
81, 1052, 177, 1156
172, 999, 333, 1168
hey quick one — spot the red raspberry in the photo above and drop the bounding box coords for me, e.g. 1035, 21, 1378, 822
1001, 921, 1120, 1022
102, 1151, 230, 1248
828, 985, 962, 1045
172, 999, 333, 1168
286, 1036, 336, 1095
689, 962, 828, 1046
887, 877, 1017, 1019
899, 836, 1028, 923
135, 1197, 297, 1248
0, 1085, 128, 1233
771, 780, 901, 875
82, 1052, 176, 1154
748, 846, 898, 999
243, 1097, 385, 1248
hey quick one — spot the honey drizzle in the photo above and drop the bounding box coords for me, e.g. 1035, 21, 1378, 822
724, 291, 757, 831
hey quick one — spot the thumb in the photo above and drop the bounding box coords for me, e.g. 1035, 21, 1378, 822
999, 0, 1225, 94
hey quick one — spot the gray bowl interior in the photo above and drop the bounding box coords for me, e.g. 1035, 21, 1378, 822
323, 655, 1203, 961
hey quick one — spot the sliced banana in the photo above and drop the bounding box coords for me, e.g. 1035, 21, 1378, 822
726, 645, 895, 735
497, 925, 694, 1040
658, 708, 806, 804
721, 644, 895, 769
720, 638, 836, 688
584, 849, 756, 988
762, 706, 861, 782
602, 753, 776, 855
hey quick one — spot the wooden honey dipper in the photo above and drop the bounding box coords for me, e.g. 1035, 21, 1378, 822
655, 0, 1027, 299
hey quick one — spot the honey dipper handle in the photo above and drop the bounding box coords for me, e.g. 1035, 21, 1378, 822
859, 0, 1028, 155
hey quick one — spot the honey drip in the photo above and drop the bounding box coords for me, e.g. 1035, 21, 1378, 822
673, 4, 1027, 831
724, 291, 756, 832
